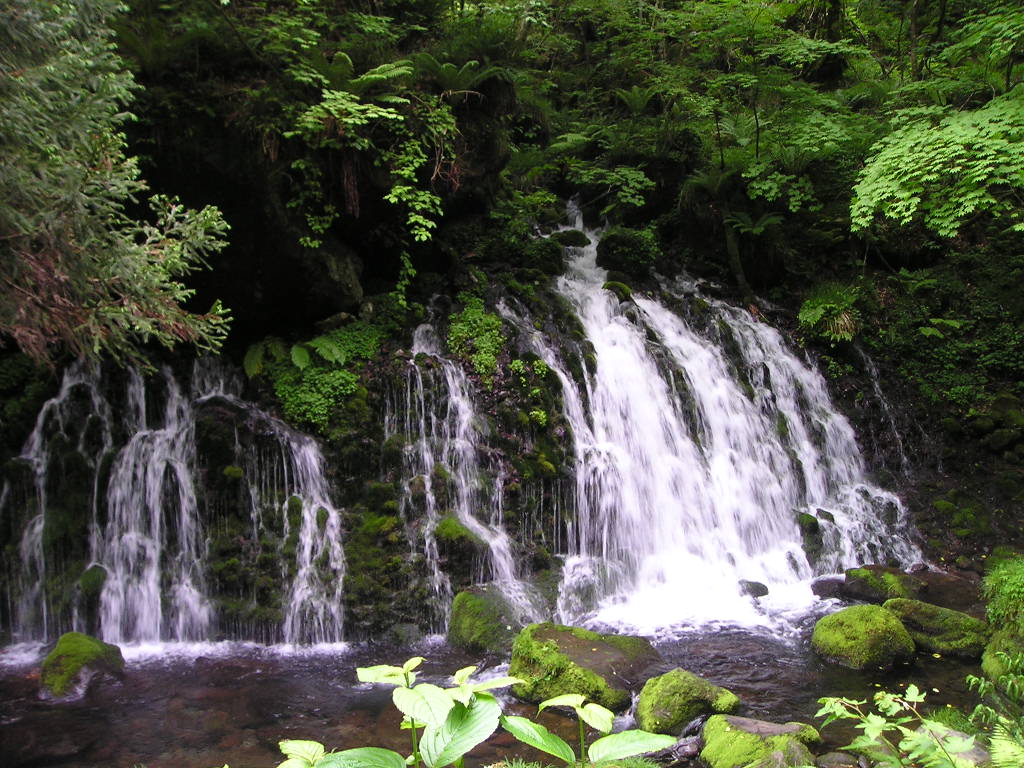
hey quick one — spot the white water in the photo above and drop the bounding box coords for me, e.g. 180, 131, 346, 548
509, 209, 919, 633
388, 325, 546, 628
2, 361, 346, 644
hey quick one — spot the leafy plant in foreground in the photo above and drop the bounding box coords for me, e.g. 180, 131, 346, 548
244, 656, 674, 768
816, 684, 979, 768
500, 693, 675, 765
968, 652, 1024, 768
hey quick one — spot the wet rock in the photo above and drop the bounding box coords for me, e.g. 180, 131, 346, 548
447, 586, 521, 654
700, 715, 819, 768
810, 576, 844, 599
811, 604, 914, 670
815, 752, 859, 767
882, 598, 990, 658
740, 580, 769, 598
509, 622, 659, 710
637, 667, 740, 735
841, 565, 926, 603
40, 631, 124, 698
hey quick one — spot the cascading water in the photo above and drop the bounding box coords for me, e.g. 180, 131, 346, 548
1, 361, 346, 645
506, 208, 920, 633
386, 324, 546, 630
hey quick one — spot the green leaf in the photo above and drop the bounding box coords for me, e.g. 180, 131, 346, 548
316, 748, 407, 768
465, 676, 525, 693
243, 344, 265, 377
420, 693, 501, 768
587, 730, 677, 762
357, 665, 408, 686
279, 740, 326, 766
538, 694, 587, 713
452, 666, 476, 686
578, 703, 615, 735
291, 344, 312, 370
392, 684, 455, 728
403, 657, 425, 673
500, 715, 576, 765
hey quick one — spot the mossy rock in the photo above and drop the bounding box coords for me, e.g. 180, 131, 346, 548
981, 628, 1024, 679
447, 586, 520, 654
841, 565, 925, 603
811, 604, 915, 670
602, 281, 633, 302
700, 715, 819, 768
636, 668, 740, 735
595, 227, 661, 279
551, 229, 590, 248
40, 631, 124, 697
509, 622, 658, 711
882, 598, 990, 659
434, 516, 483, 546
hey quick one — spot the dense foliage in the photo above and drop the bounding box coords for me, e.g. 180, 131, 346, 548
0, 0, 230, 368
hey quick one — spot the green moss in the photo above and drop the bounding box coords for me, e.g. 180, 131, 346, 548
981, 628, 1024, 678
700, 715, 817, 768
882, 598, 990, 658
509, 622, 656, 711
844, 566, 924, 602
811, 604, 915, 670
434, 516, 482, 546
602, 281, 633, 301
551, 229, 590, 248
78, 565, 106, 600
222, 465, 244, 480
447, 587, 517, 653
636, 668, 740, 734
447, 294, 506, 387
40, 631, 124, 696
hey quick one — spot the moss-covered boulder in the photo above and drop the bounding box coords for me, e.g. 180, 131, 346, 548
636, 668, 740, 734
509, 622, 658, 711
841, 565, 926, 603
551, 229, 590, 248
447, 586, 520, 654
40, 632, 124, 697
882, 598, 990, 658
700, 715, 820, 768
811, 604, 915, 670
982, 628, 1024, 679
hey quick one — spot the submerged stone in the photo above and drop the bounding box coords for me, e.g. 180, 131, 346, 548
509, 622, 658, 711
882, 598, 990, 658
811, 604, 914, 670
740, 580, 769, 598
637, 667, 740, 734
700, 715, 819, 768
40, 631, 124, 697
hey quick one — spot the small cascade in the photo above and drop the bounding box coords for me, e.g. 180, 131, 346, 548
388, 324, 546, 629
1, 361, 346, 645
96, 367, 212, 642
507, 208, 920, 632
856, 347, 912, 475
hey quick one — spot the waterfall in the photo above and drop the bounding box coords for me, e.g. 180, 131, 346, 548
506, 209, 920, 632
1, 361, 346, 644
387, 324, 546, 629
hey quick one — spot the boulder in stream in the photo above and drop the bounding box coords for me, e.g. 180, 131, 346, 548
882, 598, 990, 658
637, 667, 740, 735
700, 715, 820, 768
841, 565, 926, 603
811, 604, 914, 670
509, 622, 658, 710
40, 631, 124, 698
446, 586, 520, 654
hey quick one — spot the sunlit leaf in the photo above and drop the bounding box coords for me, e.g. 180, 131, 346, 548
499, 715, 576, 764
587, 730, 677, 762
